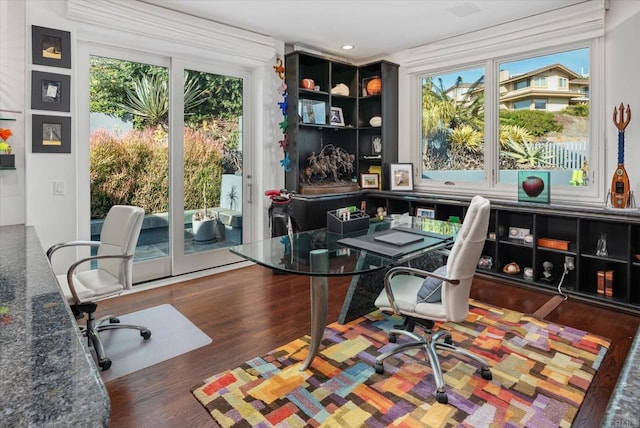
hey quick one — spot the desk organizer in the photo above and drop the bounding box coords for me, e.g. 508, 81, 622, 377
327, 210, 370, 234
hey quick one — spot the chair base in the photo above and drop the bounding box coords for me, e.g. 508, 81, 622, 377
375, 321, 492, 404
76, 304, 151, 371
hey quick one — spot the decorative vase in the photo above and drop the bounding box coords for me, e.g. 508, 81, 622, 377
366, 77, 382, 95
522, 176, 544, 197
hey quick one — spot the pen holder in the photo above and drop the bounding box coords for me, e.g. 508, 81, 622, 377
326, 210, 370, 235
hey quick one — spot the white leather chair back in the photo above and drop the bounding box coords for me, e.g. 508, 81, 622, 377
441, 195, 490, 322
96, 205, 144, 290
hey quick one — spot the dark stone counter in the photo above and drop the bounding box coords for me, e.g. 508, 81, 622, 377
0, 225, 110, 426
602, 325, 640, 427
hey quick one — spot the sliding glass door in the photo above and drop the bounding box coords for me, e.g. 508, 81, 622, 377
84, 45, 251, 282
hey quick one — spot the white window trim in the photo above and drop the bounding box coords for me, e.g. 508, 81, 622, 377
400, 0, 605, 205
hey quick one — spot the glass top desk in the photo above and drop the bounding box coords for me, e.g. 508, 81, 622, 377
230, 217, 460, 371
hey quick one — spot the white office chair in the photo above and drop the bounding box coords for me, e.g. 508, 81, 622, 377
47, 205, 150, 370
374, 195, 491, 404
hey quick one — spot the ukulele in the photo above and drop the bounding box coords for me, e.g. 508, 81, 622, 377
611, 103, 631, 208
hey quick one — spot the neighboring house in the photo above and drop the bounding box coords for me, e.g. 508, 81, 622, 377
498, 64, 588, 111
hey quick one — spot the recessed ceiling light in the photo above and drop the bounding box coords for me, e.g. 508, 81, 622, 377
342, 45, 354, 50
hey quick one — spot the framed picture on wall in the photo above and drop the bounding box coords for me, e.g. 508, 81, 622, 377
31, 71, 71, 112
32, 26, 71, 68
390, 163, 414, 191
360, 173, 379, 189
32, 115, 71, 153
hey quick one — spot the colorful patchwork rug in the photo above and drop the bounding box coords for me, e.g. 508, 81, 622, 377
191, 299, 610, 427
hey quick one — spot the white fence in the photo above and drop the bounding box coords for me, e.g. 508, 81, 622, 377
536, 141, 588, 169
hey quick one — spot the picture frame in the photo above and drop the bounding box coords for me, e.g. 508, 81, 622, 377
298, 99, 326, 125
390, 163, 414, 191
371, 135, 382, 154
415, 206, 435, 218
32, 26, 71, 68
330, 106, 345, 126
31, 71, 70, 112
518, 171, 550, 203
32, 115, 71, 153
360, 173, 380, 189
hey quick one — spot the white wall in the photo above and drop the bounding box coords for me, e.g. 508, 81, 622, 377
605, 0, 640, 192
0, 0, 26, 226
0, 1, 285, 272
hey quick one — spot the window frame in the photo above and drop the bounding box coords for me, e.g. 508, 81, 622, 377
410, 38, 604, 205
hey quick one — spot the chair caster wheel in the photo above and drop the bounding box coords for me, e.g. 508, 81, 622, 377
99, 359, 112, 371
141, 330, 152, 340
109, 317, 120, 323
374, 362, 385, 374
481, 368, 492, 380
436, 391, 448, 404
389, 333, 397, 343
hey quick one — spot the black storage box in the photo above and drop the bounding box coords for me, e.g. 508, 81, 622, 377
326, 209, 370, 235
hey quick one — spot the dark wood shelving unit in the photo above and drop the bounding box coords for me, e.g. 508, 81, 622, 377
364, 190, 640, 314
284, 51, 398, 194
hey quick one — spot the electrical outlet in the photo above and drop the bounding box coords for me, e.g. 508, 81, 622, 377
564, 256, 575, 271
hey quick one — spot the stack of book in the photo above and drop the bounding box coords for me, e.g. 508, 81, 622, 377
597, 270, 614, 297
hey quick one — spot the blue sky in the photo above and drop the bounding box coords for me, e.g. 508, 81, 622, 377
437, 47, 589, 90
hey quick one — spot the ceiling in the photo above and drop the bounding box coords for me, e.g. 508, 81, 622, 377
140, 0, 590, 62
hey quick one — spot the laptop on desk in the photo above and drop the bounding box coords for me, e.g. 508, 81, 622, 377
337, 229, 451, 258
373, 231, 424, 246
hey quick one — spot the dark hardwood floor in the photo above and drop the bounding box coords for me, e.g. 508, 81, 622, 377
98, 265, 639, 427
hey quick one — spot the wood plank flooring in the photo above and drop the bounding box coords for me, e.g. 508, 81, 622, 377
97, 265, 639, 427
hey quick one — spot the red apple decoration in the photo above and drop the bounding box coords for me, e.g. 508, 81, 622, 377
522, 176, 544, 197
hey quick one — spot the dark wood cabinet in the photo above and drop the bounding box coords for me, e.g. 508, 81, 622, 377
365, 191, 640, 314
284, 52, 398, 194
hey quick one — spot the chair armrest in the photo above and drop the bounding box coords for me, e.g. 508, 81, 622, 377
65, 254, 133, 304
46, 240, 101, 262
383, 266, 460, 313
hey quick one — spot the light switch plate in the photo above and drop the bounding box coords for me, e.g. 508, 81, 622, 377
54, 181, 65, 196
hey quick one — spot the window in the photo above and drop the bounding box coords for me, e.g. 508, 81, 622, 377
559, 77, 568, 88
419, 46, 595, 196
532, 76, 547, 87
533, 98, 547, 110
514, 80, 529, 90
498, 48, 589, 187
513, 100, 530, 110
421, 67, 485, 183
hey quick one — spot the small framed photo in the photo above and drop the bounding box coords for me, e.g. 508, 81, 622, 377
31, 71, 70, 112
330, 106, 345, 126
32, 26, 71, 68
415, 206, 435, 218
298, 99, 326, 125
371, 135, 382, 154
390, 163, 414, 191
32, 115, 71, 153
518, 171, 550, 203
360, 173, 379, 189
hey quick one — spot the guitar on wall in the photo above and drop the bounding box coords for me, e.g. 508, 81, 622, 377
611, 102, 631, 208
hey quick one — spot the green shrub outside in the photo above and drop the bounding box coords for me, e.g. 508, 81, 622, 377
90, 126, 225, 219
499, 109, 562, 137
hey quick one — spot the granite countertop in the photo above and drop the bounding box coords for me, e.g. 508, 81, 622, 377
603, 324, 640, 427
0, 225, 110, 427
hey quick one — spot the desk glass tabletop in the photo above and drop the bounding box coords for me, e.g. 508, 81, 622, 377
230, 217, 460, 276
